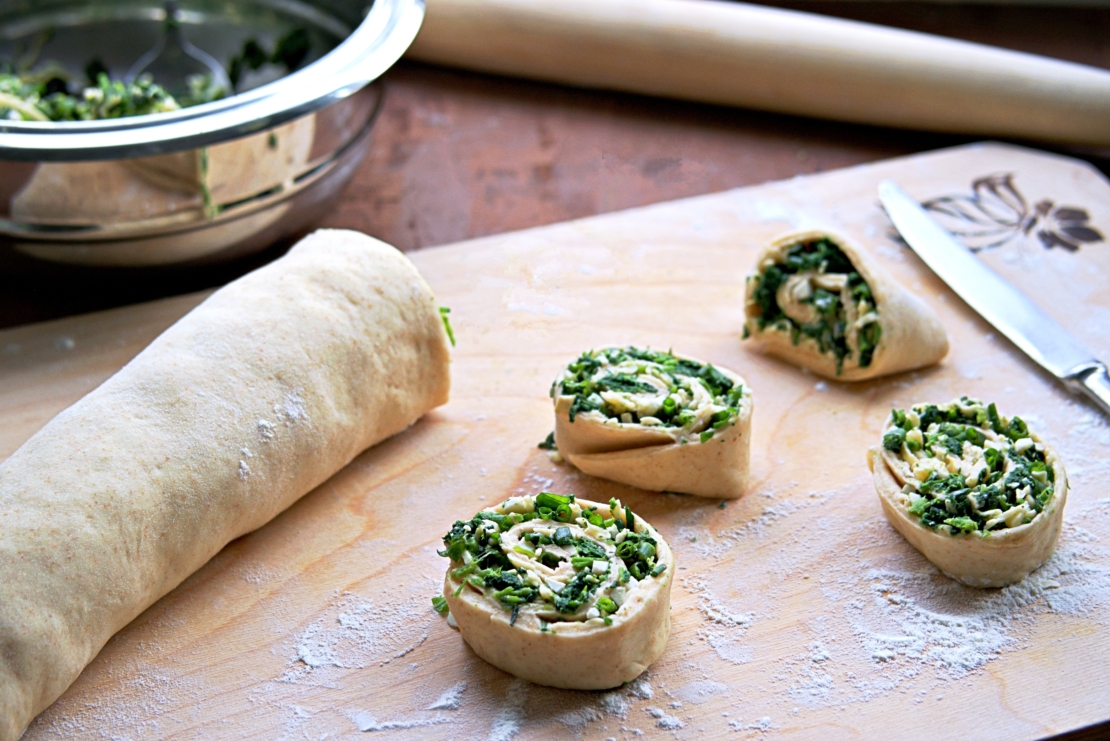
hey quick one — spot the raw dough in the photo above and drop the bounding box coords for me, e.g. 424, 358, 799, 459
441, 495, 673, 689
0, 229, 452, 740
552, 347, 752, 499
868, 397, 1067, 587
743, 229, 948, 380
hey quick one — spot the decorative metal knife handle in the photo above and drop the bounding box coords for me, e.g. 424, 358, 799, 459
1064, 363, 1110, 417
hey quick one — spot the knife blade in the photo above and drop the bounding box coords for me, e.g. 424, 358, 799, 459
878, 179, 1110, 418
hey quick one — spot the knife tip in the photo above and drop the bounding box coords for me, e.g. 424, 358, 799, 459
877, 179, 901, 198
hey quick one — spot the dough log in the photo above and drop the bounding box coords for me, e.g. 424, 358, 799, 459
743, 229, 948, 380
0, 230, 452, 739
552, 347, 752, 499
441, 494, 673, 689
868, 397, 1067, 587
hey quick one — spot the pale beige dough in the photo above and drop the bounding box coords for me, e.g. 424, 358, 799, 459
743, 229, 949, 380
0, 229, 452, 740
443, 498, 673, 689
552, 354, 752, 499
868, 417, 1068, 588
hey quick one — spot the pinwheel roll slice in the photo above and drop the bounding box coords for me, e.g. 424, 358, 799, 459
552, 347, 752, 499
743, 229, 948, 380
867, 397, 1068, 587
440, 494, 674, 689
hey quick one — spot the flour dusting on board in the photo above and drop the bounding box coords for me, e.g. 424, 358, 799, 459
311, 452, 1106, 738
351, 712, 450, 732
427, 681, 468, 710
488, 679, 529, 741
665, 467, 1110, 727
285, 591, 433, 678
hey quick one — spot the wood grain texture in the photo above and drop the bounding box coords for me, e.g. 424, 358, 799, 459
4, 142, 1110, 740
408, 0, 1110, 146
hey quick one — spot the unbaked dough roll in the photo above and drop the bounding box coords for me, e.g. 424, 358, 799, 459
867, 397, 1068, 588
743, 229, 948, 380
551, 347, 752, 499
0, 229, 452, 740
440, 493, 673, 689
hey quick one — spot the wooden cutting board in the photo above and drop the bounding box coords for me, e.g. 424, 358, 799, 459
4, 142, 1110, 740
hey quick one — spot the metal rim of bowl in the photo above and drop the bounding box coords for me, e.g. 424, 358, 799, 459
0, 0, 424, 162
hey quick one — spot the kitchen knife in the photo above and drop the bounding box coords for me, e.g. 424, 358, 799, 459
878, 179, 1110, 418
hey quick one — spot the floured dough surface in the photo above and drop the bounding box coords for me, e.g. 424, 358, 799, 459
0, 229, 452, 740
440, 494, 673, 689
869, 396, 1067, 587
552, 347, 752, 499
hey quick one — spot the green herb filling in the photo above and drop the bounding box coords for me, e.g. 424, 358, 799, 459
438, 494, 666, 627
0, 27, 313, 122
747, 238, 879, 374
883, 397, 1055, 536
554, 346, 747, 444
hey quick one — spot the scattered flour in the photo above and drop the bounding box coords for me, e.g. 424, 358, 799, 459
32, 406, 1106, 738
288, 592, 432, 676
488, 679, 528, 741
351, 712, 450, 732
674, 680, 729, 704
670, 467, 1110, 728
257, 419, 275, 441
426, 681, 467, 710
598, 691, 629, 717
277, 388, 308, 424
645, 706, 685, 730
626, 676, 654, 700
512, 470, 556, 495
728, 716, 777, 733
686, 571, 759, 667
556, 707, 602, 729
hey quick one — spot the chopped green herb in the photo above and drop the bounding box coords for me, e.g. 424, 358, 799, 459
944, 516, 978, 533
883, 427, 906, 452
883, 397, 1055, 536
554, 347, 746, 440
439, 307, 456, 347
228, 27, 313, 88
536, 491, 573, 510
746, 238, 878, 373
431, 595, 449, 615
438, 494, 667, 628
537, 432, 557, 450
0, 71, 185, 121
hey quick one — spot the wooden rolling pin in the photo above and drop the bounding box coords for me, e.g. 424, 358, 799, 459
407, 0, 1110, 147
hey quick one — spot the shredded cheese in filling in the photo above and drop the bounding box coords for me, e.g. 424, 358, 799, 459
746, 237, 880, 373
881, 396, 1056, 536
440, 494, 666, 628
554, 346, 748, 444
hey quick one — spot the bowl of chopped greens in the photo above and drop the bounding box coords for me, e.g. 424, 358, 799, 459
0, 0, 422, 265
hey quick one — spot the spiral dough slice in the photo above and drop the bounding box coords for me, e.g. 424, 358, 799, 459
440, 494, 673, 689
744, 229, 948, 380
868, 396, 1067, 587
551, 347, 752, 499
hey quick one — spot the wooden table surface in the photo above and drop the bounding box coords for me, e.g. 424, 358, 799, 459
0, 2, 1107, 330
